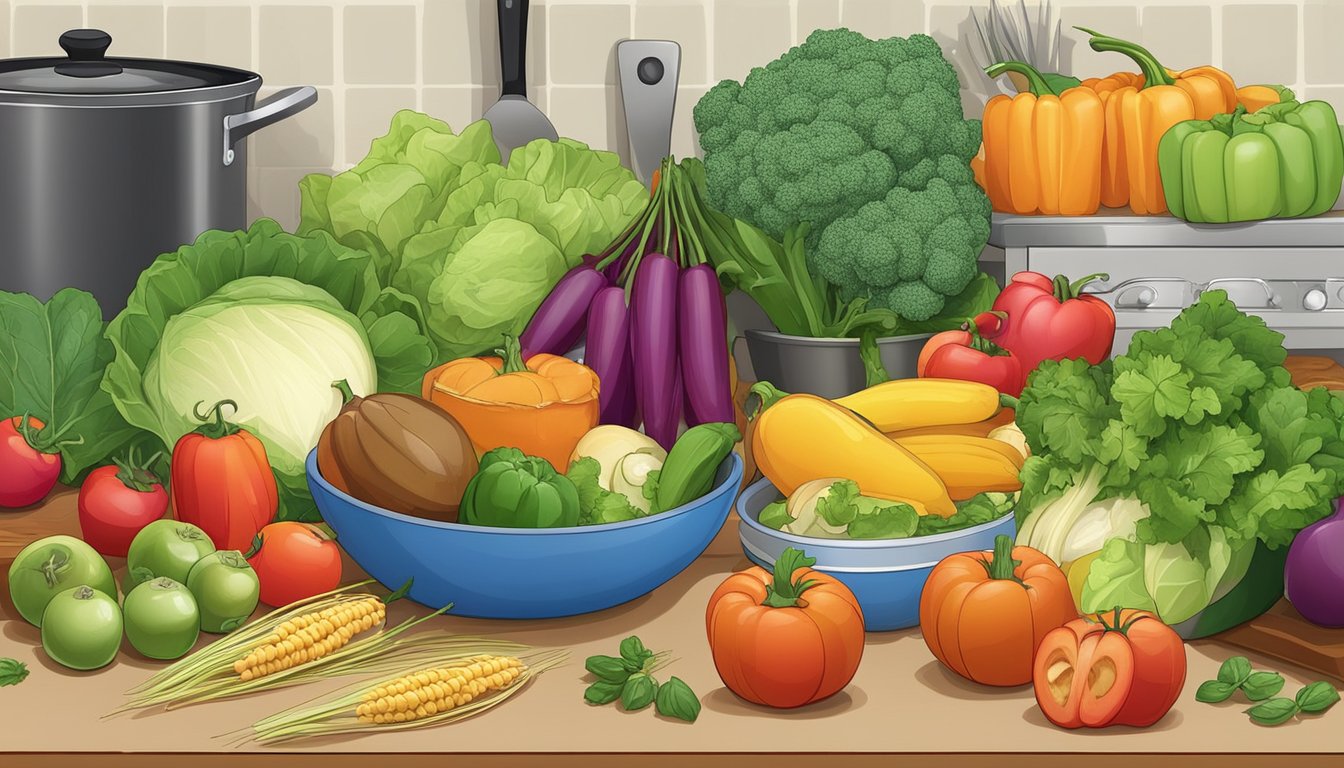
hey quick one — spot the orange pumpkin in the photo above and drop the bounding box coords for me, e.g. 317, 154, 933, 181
706, 547, 865, 709
422, 334, 599, 471
919, 534, 1076, 687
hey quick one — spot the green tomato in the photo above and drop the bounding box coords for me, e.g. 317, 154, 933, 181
125, 519, 215, 591
187, 551, 259, 634
8, 536, 116, 627
123, 578, 200, 660
40, 585, 123, 671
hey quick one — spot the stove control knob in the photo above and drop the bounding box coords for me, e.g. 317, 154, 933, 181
1304, 287, 1328, 311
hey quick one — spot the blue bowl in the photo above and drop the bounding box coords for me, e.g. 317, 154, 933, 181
737, 478, 1016, 631
308, 450, 743, 619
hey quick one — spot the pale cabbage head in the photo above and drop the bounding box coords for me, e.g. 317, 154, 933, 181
143, 276, 376, 476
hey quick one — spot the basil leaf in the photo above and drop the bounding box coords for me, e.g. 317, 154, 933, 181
0, 659, 29, 688
655, 676, 701, 723
585, 655, 632, 685
1295, 682, 1341, 714
584, 680, 623, 706
1195, 680, 1237, 703
1241, 671, 1286, 702
621, 672, 658, 711
620, 636, 651, 666
1217, 656, 1253, 687
1247, 698, 1299, 726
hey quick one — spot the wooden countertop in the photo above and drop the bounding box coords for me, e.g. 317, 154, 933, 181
2, 490, 1343, 768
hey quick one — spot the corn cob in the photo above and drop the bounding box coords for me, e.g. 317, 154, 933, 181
354, 655, 527, 724
234, 596, 385, 681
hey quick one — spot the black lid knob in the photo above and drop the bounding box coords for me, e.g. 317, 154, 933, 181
637, 56, 665, 86
59, 29, 113, 61
55, 29, 121, 77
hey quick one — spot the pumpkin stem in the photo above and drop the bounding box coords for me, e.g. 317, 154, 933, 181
331, 379, 356, 405
495, 334, 529, 375
761, 546, 819, 608
981, 534, 1023, 581
192, 399, 242, 439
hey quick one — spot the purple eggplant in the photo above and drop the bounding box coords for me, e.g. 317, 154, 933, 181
520, 263, 609, 358
586, 286, 638, 428
678, 264, 734, 426
631, 253, 681, 451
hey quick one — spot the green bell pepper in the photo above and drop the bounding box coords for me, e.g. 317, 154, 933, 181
459, 447, 581, 529
1158, 100, 1344, 223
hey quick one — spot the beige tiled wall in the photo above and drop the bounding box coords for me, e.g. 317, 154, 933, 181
3, 1, 1341, 228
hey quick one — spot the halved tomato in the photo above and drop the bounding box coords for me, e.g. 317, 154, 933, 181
1033, 608, 1186, 729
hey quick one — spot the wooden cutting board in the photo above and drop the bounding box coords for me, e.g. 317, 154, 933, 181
1216, 601, 1344, 682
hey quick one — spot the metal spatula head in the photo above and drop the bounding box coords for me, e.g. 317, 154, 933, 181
484, 96, 557, 164
483, 0, 556, 165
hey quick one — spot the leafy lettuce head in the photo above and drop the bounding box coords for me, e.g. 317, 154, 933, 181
299, 113, 649, 362
103, 219, 435, 520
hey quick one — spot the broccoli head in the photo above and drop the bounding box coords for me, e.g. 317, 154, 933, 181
693, 27, 990, 324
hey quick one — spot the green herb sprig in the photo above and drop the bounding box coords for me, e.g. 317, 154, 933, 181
0, 659, 28, 688
1197, 657, 1339, 726
582, 636, 701, 723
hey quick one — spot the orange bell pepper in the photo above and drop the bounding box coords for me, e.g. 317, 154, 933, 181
422, 334, 599, 471
1078, 27, 1237, 118
982, 61, 1105, 215
1080, 71, 1143, 208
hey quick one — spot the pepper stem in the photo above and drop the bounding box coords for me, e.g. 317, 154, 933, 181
1075, 27, 1175, 88
999, 394, 1021, 410
747, 382, 791, 421
985, 61, 1059, 97
192, 400, 241, 439
980, 534, 1023, 581
1057, 272, 1109, 301
761, 547, 819, 608
495, 334, 530, 375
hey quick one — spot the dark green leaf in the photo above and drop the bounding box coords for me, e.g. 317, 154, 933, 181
0, 289, 146, 483
382, 577, 414, 604
1247, 698, 1299, 726
1295, 681, 1341, 714
585, 655, 632, 685
0, 659, 29, 687
1241, 671, 1286, 702
584, 680, 622, 706
1195, 680, 1237, 703
620, 673, 658, 711
654, 676, 701, 723
619, 636, 650, 666
1217, 656, 1253, 686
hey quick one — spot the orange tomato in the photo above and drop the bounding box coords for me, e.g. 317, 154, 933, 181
1033, 608, 1187, 729
706, 547, 865, 708
919, 534, 1076, 686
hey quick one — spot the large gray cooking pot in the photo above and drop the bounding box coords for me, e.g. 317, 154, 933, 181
0, 29, 318, 318
744, 329, 933, 399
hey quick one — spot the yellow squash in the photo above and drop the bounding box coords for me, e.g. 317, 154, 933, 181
891, 435, 1025, 501
833, 378, 1003, 433
750, 384, 956, 517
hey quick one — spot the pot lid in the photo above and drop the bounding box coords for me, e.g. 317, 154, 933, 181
0, 29, 257, 100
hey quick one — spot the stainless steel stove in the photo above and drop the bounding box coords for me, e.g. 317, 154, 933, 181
986, 211, 1344, 362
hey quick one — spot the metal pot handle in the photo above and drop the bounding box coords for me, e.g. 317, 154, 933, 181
222, 86, 319, 166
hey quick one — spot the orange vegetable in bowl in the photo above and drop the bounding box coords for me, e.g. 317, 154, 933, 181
919, 534, 1077, 687
1033, 608, 1186, 729
706, 547, 865, 709
423, 334, 599, 471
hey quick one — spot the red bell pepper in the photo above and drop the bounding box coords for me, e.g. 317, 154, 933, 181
918, 319, 1026, 396
977, 271, 1116, 373
170, 399, 278, 551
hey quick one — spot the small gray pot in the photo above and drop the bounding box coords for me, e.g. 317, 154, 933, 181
744, 329, 933, 399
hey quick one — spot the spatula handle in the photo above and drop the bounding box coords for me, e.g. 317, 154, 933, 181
497, 0, 530, 97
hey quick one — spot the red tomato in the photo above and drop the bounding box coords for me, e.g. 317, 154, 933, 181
1, 416, 62, 508
78, 452, 170, 557
1033, 608, 1186, 729
246, 522, 342, 607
